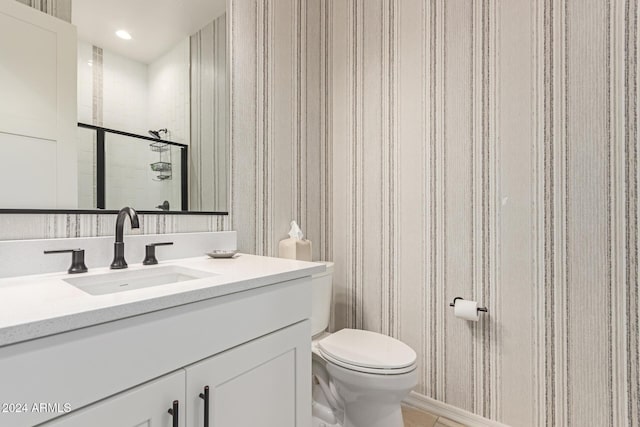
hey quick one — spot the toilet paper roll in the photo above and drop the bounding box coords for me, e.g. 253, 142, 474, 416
454, 299, 480, 321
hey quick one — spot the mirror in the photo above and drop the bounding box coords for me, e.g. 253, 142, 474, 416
0, 0, 228, 213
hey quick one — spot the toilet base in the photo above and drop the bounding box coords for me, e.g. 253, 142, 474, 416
341, 402, 404, 427
326, 362, 416, 427
312, 414, 341, 427
312, 383, 341, 426
312, 400, 405, 427
311, 407, 404, 427
311, 363, 415, 427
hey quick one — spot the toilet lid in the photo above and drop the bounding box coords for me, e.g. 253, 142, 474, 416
318, 329, 417, 370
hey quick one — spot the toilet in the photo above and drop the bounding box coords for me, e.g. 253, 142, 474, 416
311, 262, 417, 427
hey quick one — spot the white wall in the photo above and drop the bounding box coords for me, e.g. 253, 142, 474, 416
77, 40, 93, 124
76, 40, 96, 209
148, 38, 190, 146
102, 49, 148, 135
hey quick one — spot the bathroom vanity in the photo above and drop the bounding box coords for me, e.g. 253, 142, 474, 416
0, 239, 323, 427
1, 0, 319, 425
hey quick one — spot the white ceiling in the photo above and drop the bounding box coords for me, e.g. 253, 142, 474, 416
72, 0, 226, 64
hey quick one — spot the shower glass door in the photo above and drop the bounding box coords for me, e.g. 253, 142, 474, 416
77, 123, 188, 211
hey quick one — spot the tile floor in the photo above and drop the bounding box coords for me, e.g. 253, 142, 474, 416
402, 405, 467, 427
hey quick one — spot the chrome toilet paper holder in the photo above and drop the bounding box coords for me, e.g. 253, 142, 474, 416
449, 297, 488, 313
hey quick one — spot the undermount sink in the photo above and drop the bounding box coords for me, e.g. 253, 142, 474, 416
63, 266, 217, 296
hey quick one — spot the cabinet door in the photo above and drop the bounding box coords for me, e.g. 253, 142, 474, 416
185, 321, 311, 427
43, 371, 186, 427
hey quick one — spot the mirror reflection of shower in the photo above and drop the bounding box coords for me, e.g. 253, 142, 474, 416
148, 128, 167, 139
149, 128, 172, 181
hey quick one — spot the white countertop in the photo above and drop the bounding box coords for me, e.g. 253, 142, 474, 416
0, 254, 325, 347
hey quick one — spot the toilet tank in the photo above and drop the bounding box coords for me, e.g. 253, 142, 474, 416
311, 261, 334, 337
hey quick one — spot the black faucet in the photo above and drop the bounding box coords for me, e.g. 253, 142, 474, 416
44, 248, 88, 274
110, 207, 140, 269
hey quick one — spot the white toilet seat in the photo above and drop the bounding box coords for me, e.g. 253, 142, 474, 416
316, 329, 417, 375
318, 348, 417, 375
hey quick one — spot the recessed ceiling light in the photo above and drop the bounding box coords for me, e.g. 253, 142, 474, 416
115, 30, 132, 40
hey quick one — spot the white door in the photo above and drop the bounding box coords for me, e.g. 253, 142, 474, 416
43, 371, 186, 427
185, 321, 311, 427
0, 1, 77, 208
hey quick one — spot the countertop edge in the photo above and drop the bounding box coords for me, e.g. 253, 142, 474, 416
0, 260, 324, 348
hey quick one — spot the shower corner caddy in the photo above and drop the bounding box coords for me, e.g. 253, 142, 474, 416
149, 141, 173, 181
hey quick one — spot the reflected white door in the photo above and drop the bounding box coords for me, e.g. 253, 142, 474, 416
0, 1, 77, 208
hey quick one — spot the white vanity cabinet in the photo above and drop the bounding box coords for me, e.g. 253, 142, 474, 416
0, 275, 313, 427
43, 321, 309, 427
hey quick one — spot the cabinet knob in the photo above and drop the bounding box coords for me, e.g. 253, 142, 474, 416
199, 386, 210, 427
167, 400, 179, 427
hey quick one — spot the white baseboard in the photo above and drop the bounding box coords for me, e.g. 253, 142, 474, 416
403, 391, 512, 427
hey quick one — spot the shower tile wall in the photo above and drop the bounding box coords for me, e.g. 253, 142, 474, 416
76, 42, 96, 208
148, 39, 191, 146
101, 49, 148, 135
77, 41, 93, 124
79, 39, 190, 140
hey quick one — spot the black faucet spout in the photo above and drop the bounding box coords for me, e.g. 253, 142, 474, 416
111, 207, 140, 269
115, 207, 140, 243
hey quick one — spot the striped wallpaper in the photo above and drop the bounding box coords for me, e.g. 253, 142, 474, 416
7, 0, 640, 426
229, 0, 330, 259
0, 213, 228, 241
190, 13, 229, 212
15, 0, 70, 22
328, 0, 640, 426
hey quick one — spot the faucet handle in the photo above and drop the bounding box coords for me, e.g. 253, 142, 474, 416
44, 249, 88, 274
143, 242, 174, 265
